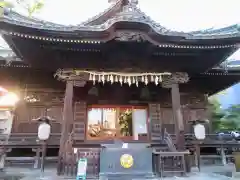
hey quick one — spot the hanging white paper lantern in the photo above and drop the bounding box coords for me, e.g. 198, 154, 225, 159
194, 124, 206, 140
38, 122, 51, 140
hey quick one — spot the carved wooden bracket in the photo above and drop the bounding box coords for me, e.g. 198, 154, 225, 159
162, 72, 189, 88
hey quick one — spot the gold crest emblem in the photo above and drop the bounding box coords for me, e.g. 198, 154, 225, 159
120, 154, 134, 168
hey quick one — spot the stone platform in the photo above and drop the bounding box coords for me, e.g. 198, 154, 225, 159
1, 164, 237, 180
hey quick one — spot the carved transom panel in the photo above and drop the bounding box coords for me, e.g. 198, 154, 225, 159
114, 31, 146, 42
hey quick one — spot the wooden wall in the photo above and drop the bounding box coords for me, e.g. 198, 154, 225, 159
11, 92, 209, 142
11, 103, 63, 133
149, 103, 208, 141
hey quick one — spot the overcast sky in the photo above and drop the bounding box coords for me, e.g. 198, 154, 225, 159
2, 0, 240, 59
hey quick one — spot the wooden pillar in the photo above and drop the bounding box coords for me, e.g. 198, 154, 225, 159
57, 80, 74, 175
171, 83, 185, 150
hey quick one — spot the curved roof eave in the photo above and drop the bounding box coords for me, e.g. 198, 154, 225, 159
0, 6, 240, 40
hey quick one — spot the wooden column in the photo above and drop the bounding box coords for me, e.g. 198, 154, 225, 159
171, 83, 185, 150
57, 80, 74, 175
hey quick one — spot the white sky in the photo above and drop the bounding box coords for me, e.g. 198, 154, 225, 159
2, 0, 240, 59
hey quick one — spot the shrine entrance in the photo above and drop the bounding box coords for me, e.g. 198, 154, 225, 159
87, 106, 149, 141
56, 70, 190, 176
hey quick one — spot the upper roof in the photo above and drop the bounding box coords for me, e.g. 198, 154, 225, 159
0, 0, 239, 73
0, 0, 239, 42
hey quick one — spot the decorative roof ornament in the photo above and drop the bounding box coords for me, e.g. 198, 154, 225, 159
114, 31, 145, 42
129, 0, 138, 6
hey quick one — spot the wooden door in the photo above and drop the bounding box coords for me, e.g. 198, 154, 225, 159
161, 108, 175, 134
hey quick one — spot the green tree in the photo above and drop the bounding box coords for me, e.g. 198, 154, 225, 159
209, 94, 240, 132
224, 105, 240, 130
0, 1, 13, 8
208, 96, 226, 132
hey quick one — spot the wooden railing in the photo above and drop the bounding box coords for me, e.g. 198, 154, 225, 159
0, 133, 239, 147
0, 133, 61, 147
5, 156, 58, 166
58, 148, 100, 178
152, 150, 189, 176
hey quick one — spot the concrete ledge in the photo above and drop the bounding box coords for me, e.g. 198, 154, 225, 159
233, 172, 240, 179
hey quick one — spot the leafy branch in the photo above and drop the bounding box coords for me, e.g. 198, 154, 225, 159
16, 0, 44, 17
209, 95, 240, 132
0, 0, 44, 17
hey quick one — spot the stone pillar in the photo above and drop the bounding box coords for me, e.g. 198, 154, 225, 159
57, 80, 74, 175
162, 72, 189, 150
195, 144, 201, 171
0, 149, 6, 170
0, 148, 11, 170
32, 148, 41, 169
220, 146, 227, 166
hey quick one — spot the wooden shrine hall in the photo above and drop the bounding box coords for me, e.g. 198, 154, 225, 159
0, 0, 240, 177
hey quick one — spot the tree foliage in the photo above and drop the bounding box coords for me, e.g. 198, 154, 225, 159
0, 0, 44, 17
209, 95, 240, 132
16, 0, 44, 17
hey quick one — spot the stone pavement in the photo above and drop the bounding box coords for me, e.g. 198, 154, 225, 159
2, 167, 67, 180
1, 165, 238, 180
